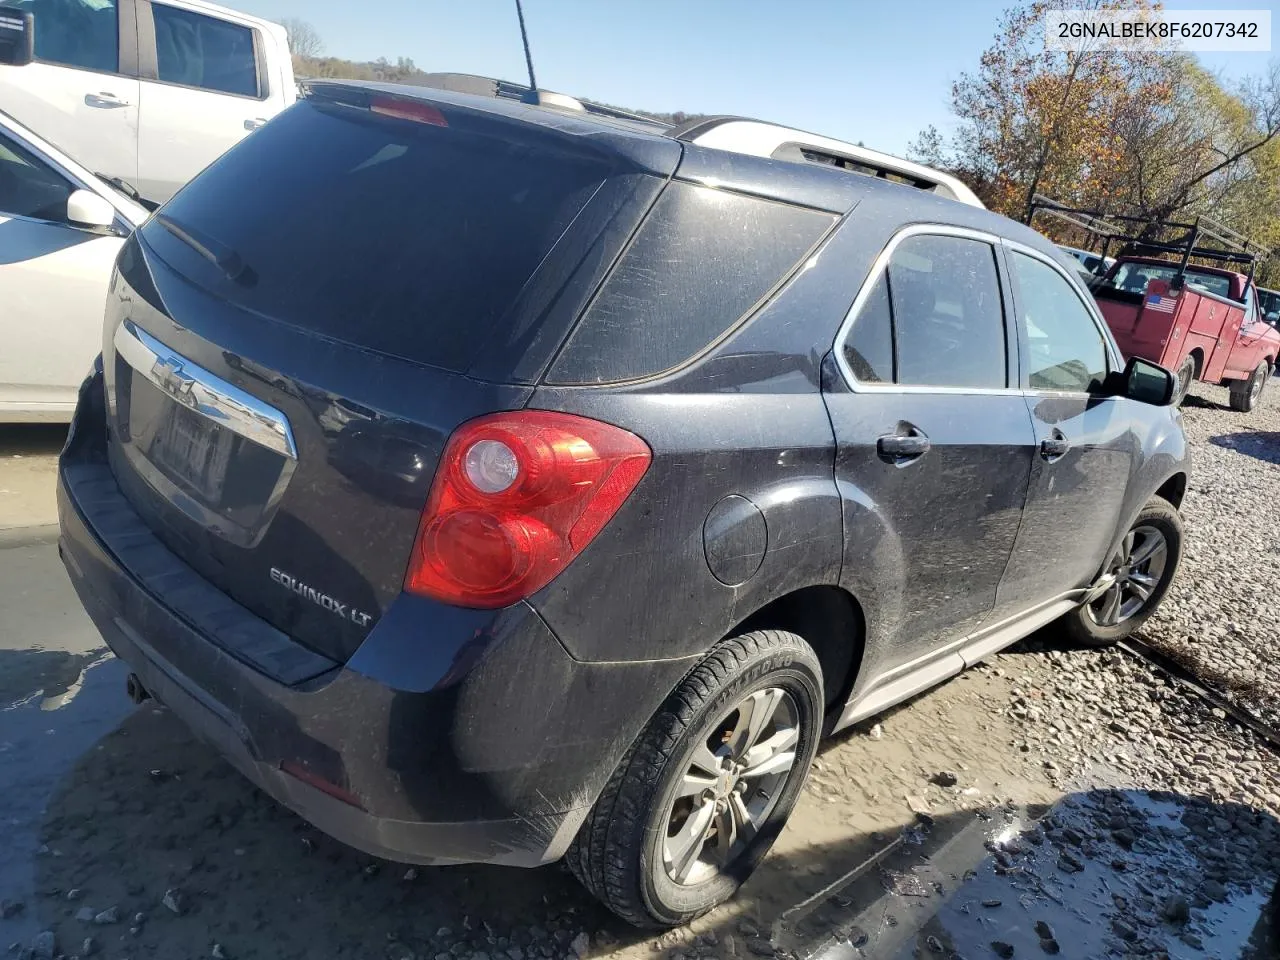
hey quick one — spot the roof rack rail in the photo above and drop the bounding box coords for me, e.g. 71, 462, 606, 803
1028, 195, 1270, 285
675, 118, 985, 208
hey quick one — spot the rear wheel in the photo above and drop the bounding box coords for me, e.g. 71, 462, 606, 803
1061, 497, 1183, 647
568, 630, 822, 928
1229, 362, 1269, 412
1173, 355, 1196, 407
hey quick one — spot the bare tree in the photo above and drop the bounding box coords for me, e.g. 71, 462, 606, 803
281, 17, 323, 59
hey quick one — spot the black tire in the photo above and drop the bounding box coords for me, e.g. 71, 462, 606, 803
1229, 362, 1269, 412
1173, 355, 1196, 407
1061, 497, 1183, 648
567, 630, 823, 928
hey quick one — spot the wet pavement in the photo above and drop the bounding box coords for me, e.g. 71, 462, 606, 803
1, 460, 1277, 958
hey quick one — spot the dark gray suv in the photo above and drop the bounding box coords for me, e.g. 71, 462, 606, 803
57, 81, 1190, 928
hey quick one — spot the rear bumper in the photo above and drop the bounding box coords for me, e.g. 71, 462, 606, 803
58, 374, 691, 867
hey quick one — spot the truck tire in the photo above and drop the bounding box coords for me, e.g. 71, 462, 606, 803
1229, 362, 1269, 412
567, 630, 823, 928
1061, 497, 1183, 648
1173, 355, 1196, 406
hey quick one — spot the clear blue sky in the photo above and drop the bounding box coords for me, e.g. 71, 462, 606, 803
238, 0, 1276, 156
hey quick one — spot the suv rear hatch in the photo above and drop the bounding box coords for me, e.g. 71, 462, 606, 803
103, 84, 678, 663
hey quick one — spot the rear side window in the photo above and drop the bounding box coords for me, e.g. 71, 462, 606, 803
548, 182, 833, 384
143, 100, 614, 373
152, 3, 259, 97
1, 0, 118, 72
842, 233, 1006, 389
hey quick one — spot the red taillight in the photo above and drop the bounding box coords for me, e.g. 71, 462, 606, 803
370, 96, 448, 127
405, 411, 651, 608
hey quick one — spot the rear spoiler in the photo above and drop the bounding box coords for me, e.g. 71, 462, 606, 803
1026, 196, 1268, 289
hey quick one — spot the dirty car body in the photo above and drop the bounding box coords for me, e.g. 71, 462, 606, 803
58, 82, 1190, 895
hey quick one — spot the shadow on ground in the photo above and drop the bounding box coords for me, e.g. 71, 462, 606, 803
17, 699, 1280, 960
0, 424, 68, 457
1209, 432, 1280, 466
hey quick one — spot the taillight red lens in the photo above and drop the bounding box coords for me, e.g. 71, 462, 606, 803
405, 411, 651, 608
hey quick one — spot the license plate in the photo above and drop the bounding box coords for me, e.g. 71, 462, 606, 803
148, 404, 235, 502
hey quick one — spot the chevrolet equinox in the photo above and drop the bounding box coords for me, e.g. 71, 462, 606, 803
58, 81, 1191, 927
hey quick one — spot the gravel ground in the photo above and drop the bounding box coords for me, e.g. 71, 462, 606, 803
1142, 379, 1280, 730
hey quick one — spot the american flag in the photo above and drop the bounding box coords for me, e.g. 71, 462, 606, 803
1145, 293, 1177, 314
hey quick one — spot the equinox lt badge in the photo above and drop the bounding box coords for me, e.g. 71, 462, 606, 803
270, 568, 374, 627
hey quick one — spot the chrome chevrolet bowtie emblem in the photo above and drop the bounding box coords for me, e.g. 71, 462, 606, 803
151, 355, 195, 401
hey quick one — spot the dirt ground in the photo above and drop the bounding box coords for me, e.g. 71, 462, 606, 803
0, 425, 62, 531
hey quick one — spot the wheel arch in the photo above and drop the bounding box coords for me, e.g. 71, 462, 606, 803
732, 584, 865, 719
1155, 471, 1188, 510
1187, 348, 1205, 378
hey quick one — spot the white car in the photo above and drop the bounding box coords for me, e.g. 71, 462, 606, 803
0, 0, 296, 206
0, 109, 146, 422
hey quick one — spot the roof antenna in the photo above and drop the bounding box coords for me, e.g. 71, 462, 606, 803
514, 0, 539, 103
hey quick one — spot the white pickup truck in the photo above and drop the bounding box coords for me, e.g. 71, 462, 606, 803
0, 0, 294, 206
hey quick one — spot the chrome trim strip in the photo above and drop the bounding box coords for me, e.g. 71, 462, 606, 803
113, 322, 298, 459
832, 224, 1010, 394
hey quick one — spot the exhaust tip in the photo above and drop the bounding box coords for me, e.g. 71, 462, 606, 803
125, 672, 151, 704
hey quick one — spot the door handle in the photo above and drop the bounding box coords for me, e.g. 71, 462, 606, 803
1040, 436, 1070, 460
85, 92, 130, 108
877, 433, 931, 462
244, 117, 268, 130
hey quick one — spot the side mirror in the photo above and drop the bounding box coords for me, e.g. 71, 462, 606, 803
1107, 356, 1174, 406
66, 189, 116, 228
0, 8, 34, 66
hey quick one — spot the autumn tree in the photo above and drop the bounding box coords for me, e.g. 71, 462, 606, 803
281, 17, 323, 59
911, 0, 1174, 220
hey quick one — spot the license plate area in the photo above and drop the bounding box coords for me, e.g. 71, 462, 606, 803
149, 402, 235, 501
117, 369, 293, 547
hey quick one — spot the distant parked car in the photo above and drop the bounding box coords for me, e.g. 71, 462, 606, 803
0, 108, 145, 422
0, 0, 296, 206
1058, 244, 1114, 277
59, 82, 1190, 928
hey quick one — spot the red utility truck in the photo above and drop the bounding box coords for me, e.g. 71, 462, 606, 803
1092, 258, 1278, 411
1030, 202, 1278, 411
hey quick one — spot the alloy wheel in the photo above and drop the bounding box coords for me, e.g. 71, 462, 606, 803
662, 687, 800, 886
1087, 524, 1170, 627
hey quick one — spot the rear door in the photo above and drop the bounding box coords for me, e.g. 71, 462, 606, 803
995, 245, 1135, 612
134, 0, 287, 203
0, 0, 139, 191
0, 124, 125, 417
825, 226, 1035, 670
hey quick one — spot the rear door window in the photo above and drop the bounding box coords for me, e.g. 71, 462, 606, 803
842, 273, 893, 383
142, 98, 616, 374
151, 3, 258, 97
547, 182, 834, 384
889, 234, 1006, 389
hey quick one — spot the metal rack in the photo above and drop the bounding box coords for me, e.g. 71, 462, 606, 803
1027, 195, 1268, 285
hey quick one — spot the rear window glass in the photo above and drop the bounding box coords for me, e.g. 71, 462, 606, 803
142, 99, 613, 373
548, 182, 833, 383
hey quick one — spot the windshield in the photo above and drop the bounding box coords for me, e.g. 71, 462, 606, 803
1108, 262, 1234, 300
